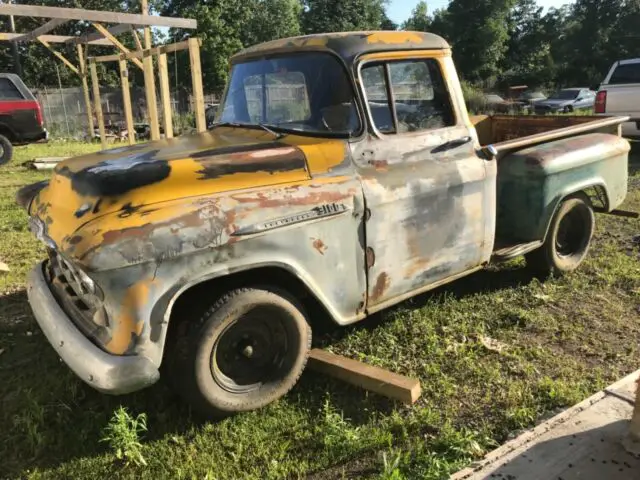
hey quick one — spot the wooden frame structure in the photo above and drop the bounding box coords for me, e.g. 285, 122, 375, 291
0, 3, 206, 148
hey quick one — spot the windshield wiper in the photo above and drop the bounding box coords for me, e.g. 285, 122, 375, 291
209, 121, 285, 139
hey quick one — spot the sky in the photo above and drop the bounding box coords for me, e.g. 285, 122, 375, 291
387, 0, 574, 26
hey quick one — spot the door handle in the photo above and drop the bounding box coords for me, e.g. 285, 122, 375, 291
431, 136, 472, 154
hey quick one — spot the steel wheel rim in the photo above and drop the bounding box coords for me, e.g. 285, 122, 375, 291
211, 306, 290, 394
555, 208, 587, 257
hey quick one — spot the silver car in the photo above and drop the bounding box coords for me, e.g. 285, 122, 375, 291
534, 88, 596, 114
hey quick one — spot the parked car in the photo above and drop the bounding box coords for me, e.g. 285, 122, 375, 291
0, 73, 47, 165
596, 58, 640, 139
18, 31, 631, 418
534, 88, 596, 114
516, 90, 547, 111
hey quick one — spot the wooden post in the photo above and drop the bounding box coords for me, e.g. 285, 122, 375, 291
77, 44, 94, 141
89, 60, 106, 149
119, 59, 135, 146
188, 37, 205, 133
157, 53, 173, 139
141, 0, 160, 140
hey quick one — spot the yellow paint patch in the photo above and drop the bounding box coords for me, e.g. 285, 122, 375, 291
360, 49, 450, 62
295, 141, 348, 174
106, 279, 156, 354
365, 31, 424, 45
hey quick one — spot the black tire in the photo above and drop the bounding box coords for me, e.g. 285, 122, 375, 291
525, 194, 595, 276
0, 134, 14, 166
563, 105, 574, 114
169, 287, 311, 418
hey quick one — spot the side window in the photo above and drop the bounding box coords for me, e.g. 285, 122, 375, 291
361, 64, 395, 133
0, 78, 24, 100
361, 59, 455, 134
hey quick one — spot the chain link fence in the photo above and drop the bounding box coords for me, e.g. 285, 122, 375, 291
33, 85, 220, 139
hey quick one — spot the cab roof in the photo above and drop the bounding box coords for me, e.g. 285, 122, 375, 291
232, 31, 450, 65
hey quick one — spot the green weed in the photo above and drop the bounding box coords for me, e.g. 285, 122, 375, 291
100, 407, 148, 467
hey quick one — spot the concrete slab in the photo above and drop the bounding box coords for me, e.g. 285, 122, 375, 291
453, 370, 640, 480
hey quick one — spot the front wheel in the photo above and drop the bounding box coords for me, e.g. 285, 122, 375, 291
525, 194, 595, 276
169, 288, 311, 418
0, 134, 14, 166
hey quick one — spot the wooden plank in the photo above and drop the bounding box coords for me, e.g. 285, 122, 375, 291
71, 23, 132, 46
14, 18, 68, 43
0, 5, 197, 29
89, 61, 107, 149
141, 0, 159, 141
157, 53, 173, 139
132, 29, 143, 51
0, 32, 111, 45
307, 349, 421, 404
189, 37, 206, 133
91, 39, 195, 63
119, 59, 135, 146
77, 45, 95, 140
142, 56, 160, 140
37, 38, 79, 74
92, 23, 143, 70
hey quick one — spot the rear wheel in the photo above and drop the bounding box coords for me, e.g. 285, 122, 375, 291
525, 194, 594, 276
169, 287, 311, 418
0, 134, 14, 166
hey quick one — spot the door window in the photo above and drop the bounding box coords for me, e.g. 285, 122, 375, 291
361, 58, 455, 134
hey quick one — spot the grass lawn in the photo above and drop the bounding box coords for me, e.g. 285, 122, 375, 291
0, 141, 639, 479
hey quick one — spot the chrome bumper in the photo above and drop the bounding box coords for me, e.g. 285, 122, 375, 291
26, 262, 159, 394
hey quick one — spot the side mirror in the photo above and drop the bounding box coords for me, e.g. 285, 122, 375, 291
576, 97, 584, 101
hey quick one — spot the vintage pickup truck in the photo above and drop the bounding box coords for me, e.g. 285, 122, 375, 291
18, 31, 631, 418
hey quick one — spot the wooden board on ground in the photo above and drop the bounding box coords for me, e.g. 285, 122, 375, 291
307, 348, 421, 404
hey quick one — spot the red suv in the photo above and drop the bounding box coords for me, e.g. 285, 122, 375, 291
0, 73, 47, 165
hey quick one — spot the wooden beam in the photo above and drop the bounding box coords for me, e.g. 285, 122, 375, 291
0, 32, 112, 46
77, 44, 94, 140
0, 5, 197, 29
70, 23, 132, 46
118, 59, 135, 146
14, 18, 67, 43
143, 55, 160, 140
157, 53, 173, 139
89, 60, 107, 149
91, 23, 143, 70
189, 37, 206, 133
132, 29, 143, 51
37, 38, 79, 75
307, 349, 422, 404
91, 39, 196, 63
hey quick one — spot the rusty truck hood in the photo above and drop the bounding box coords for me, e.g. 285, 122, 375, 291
29, 127, 349, 255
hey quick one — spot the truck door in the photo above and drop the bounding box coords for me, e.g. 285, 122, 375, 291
351, 52, 495, 310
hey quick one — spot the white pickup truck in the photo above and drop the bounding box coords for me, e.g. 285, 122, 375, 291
597, 58, 640, 139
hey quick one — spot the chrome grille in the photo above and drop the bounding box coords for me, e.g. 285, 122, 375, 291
46, 249, 109, 343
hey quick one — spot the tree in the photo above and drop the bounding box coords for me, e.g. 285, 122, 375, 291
403, 1, 430, 32
302, 0, 388, 33
431, 0, 516, 83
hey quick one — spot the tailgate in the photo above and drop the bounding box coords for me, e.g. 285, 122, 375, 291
604, 85, 640, 117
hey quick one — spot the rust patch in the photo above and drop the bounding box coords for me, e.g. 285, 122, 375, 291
370, 272, 390, 303
365, 247, 375, 268
369, 159, 388, 171
312, 238, 327, 255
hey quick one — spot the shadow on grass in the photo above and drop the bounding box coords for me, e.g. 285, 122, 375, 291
0, 263, 538, 477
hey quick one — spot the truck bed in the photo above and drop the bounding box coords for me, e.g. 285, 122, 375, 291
471, 114, 628, 157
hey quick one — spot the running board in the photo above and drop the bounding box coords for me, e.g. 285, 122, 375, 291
491, 240, 543, 263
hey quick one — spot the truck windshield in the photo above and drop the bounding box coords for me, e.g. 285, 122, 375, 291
216, 53, 360, 137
